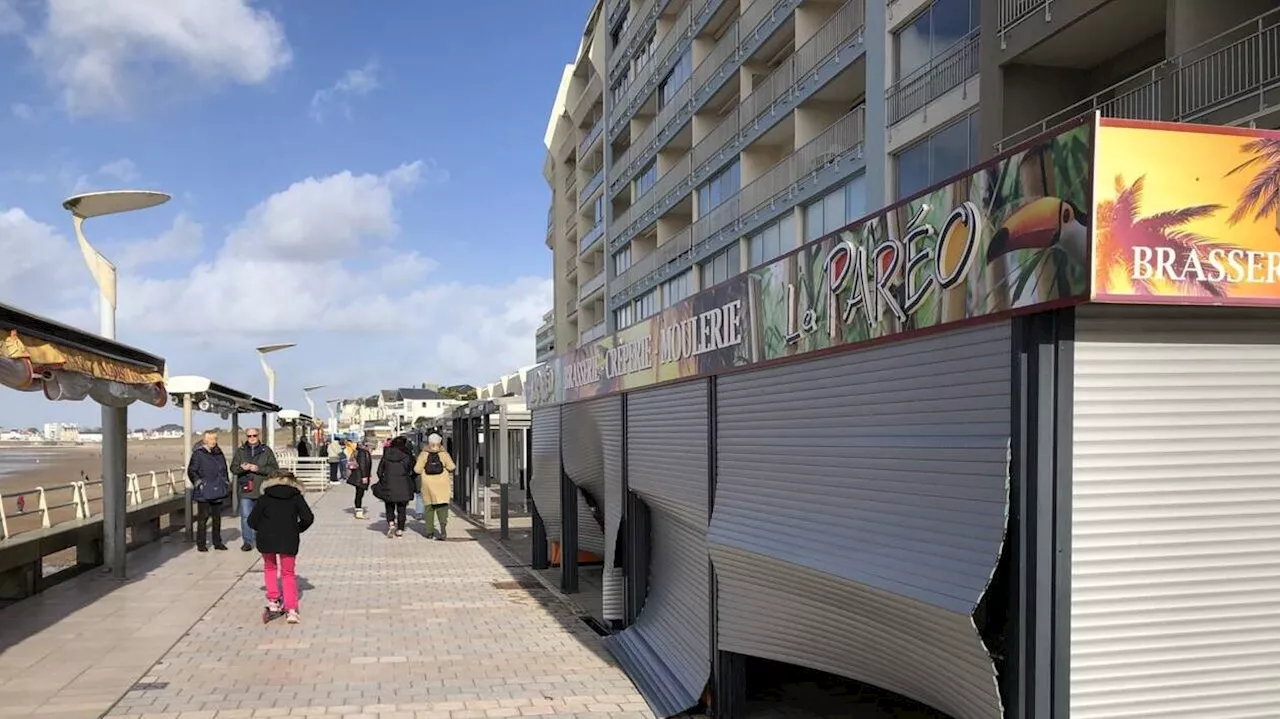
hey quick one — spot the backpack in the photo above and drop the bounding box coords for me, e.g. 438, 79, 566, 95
424, 451, 444, 475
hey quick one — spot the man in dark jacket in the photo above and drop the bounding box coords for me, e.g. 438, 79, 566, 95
374, 436, 417, 537
230, 428, 280, 552
188, 430, 231, 552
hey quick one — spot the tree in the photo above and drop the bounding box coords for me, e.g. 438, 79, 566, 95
414, 417, 430, 429
438, 384, 477, 401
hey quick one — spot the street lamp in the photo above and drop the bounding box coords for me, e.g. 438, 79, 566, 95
256, 343, 295, 448
302, 384, 326, 419
62, 190, 171, 581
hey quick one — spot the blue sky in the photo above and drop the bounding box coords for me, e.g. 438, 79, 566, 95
0, 0, 594, 429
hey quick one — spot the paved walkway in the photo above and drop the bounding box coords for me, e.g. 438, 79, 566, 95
98, 492, 653, 719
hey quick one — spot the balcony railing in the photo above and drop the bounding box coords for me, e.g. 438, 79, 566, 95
887, 29, 979, 125
570, 74, 601, 122
615, 151, 693, 236
563, 171, 577, 193
580, 220, 606, 254
579, 169, 605, 206
997, 8, 1280, 151
610, 2, 696, 132
566, 296, 579, 315
579, 118, 604, 156
580, 269, 607, 300
581, 321, 608, 344
609, 0, 660, 75
564, 253, 579, 275
612, 106, 865, 298
608, 0, 628, 28
566, 214, 579, 238
546, 205, 555, 230
997, 0, 1052, 48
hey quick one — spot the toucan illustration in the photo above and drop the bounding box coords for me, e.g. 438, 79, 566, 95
986, 196, 1089, 265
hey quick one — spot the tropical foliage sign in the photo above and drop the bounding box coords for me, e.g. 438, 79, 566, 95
1092, 119, 1280, 303
526, 119, 1097, 408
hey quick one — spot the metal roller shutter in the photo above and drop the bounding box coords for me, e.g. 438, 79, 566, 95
710, 322, 1011, 719
1071, 306, 1280, 719
562, 400, 613, 558
530, 407, 561, 541
598, 397, 625, 622
603, 380, 709, 717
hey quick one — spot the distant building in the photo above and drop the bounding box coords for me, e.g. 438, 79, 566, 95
42, 423, 79, 442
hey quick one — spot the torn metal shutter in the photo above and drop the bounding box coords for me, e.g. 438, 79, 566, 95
1071, 306, 1280, 718
710, 322, 1011, 719
530, 406, 562, 542
604, 380, 709, 717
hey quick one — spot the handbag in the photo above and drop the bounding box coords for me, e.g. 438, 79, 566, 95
371, 479, 389, 501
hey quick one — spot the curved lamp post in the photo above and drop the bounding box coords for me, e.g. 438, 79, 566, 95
256, 343, 295, 449
302, 384, 326, 419
61, 190, 171, 579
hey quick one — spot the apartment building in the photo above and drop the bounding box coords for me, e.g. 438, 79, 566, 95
543, 0, 1278, 357
535, 309, 556, 363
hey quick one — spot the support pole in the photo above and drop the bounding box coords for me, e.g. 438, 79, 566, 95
230, 413, 241, 514
183, 395, 194, 543
482, 411, 492, 524
498, 401, 510, 539
101, 405, 128, 578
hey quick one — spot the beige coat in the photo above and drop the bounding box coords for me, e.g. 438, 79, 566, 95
414, 449, 456, 505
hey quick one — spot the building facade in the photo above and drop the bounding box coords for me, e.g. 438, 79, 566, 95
542, 0, 1278, 354
535, 309, 557, 362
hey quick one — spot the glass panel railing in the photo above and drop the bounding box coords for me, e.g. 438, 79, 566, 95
579, 170, 605, 206
580, 221, 606, 254
580, 270, 607, 300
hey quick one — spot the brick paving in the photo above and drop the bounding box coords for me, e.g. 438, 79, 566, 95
103, 492, 654, 719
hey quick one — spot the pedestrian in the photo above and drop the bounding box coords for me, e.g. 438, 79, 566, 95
231, 427, 279, 552
373, 436, 417, 538
414, 433, 457, 541
327, 436, 342, 484
296, 437, 310, 457
247, 469, 314, 624
188, 430, 231, 551
345, 439, 373, 519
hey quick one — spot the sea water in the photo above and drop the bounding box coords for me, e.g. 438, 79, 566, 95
0, 449, 62, 479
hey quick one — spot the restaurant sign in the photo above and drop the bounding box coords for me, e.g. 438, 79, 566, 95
528, 117, 1098, 408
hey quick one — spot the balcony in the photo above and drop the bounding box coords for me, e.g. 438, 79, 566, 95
563, 171, 577, 195
580, 220, 606, 254
611, 106, 866, 304
546, 205, 554, 230
581, 321, 608, 344
610, 0, 866, 250
609, 0, 717, 137
887, 29, 979, 125
570, 73, 602, 124
566, 295, 579, 316
566, 213, 579, 240
580, 269, 607, 300
609, 0, 809, 198
579, 118, 604, 157
609, 0, 662, 75
607, 0, 628, 29
996, 8, 1280, 151
564, 253, 579, 276
579, 169, 605, 207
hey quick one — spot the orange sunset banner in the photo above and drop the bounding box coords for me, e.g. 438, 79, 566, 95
1092, 118, 1280, 304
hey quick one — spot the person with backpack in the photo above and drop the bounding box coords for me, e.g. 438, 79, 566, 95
373, 436, 417, 538
345, 439, 374, 519
247, 469, 315, 624
414, 433, 457, 540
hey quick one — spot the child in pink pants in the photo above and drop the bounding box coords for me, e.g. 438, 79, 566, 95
247, 470, 314, 623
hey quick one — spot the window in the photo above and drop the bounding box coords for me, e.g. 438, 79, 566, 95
658, 48, 693, 108
635, 161, 658, 196
894, 0, 980, 81
610, 66, 632, 105
844, 174, 867, 224
661, 270, 693, 308
592, 195, 605, 226
894, 113, 979, 200
700, 242, 741, 288
613, 245, 633, 277
804, 186, 847, 242
748, 214, 795, 268
610, 9, 630, 49
636, 289, 658, 320
697, 160, 740, 215
614, 304, 634, 330
635, 30, 657, 73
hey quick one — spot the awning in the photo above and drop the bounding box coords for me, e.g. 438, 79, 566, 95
0, 303, 166, 408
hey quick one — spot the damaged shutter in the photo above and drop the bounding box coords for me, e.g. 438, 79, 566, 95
530, 406, 562, 542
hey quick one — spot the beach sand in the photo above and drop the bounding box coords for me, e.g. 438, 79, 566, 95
0, 432, 258, 538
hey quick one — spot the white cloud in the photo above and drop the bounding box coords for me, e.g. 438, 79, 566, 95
114, 213, 204, 270
24, 0, 292, 116
0, 0, 22, 34
72, 157, 141, 193
11, 102, 35, 121
309, 59, 380, 123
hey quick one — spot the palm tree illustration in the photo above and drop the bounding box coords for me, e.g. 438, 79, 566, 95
1225, 137, 1280, 234
1097, 174, 1237, 296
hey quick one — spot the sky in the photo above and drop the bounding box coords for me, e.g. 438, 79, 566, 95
0, 0, 594, 429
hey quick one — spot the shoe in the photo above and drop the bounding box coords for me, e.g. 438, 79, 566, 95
241, 543, 253, 552
386, 525, 396, 538
266, 600, 282, 614
285, 610, 300, 624
354, 508, 365, 519
197, 544, 209, 553
214, 544, 229, 551
435, 530, 446, 542
424, 531, 436, 540
394, 529, 404, 538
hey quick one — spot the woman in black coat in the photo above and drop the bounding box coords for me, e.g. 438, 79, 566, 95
344, 440, 374, 520
374, 436, 417, 538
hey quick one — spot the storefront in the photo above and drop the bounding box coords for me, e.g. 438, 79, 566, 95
526, 116, 1280, 718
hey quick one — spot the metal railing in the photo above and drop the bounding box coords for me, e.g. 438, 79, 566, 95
570, 74, 602, 122
741, 0, 865, 131
579, 169, 605, 206
997, 8, 1280, 150
0, 467, 185, 541
887, 29, 979, 125
566, 295, 580, 315
609, 0, 660, 75
278, 455, 330, 492
581, 321, 608, 344
580, 269, 607, 299
613, 106, 865, 296
565, 253, 579, 274
693, 16, 740, 96
579, 118, 604, 156
998, 0, 1052, 48
580, 220, 606, 254
612, 3, 694, 126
